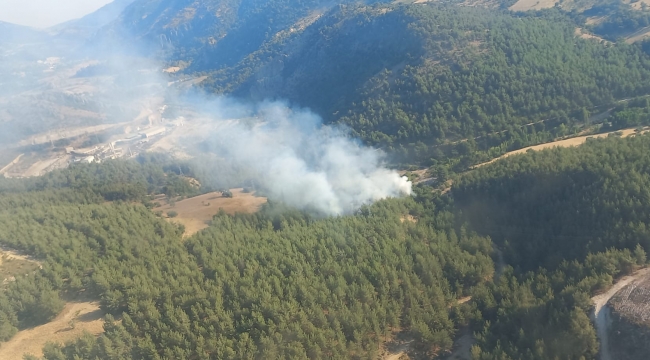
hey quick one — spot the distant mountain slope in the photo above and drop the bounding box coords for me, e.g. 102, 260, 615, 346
75, 0, 650, 165
92, 0, 365, 65
0, 21, 45, 45
509, 0, 650, 41
48, 0, 136, 38
199, 4, 650, 163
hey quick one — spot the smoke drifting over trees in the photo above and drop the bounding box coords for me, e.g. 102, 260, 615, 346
195, 101, 412, 215
0, 27, 412, 215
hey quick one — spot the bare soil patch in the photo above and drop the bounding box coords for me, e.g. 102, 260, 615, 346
379, 331, 415, 360
155, 189, 267, 236
574, 27, 608, 42
509, 0, 557, 11
0, 154, 23, 177
399, 169, 430, 183
0, 248, 41, 285
626, 26, 650, 43
585, 16, 606, 25
400, 215, 418, 224
0, 301, 104, 360
21, 157, 62, 177
630, 0, 650, 10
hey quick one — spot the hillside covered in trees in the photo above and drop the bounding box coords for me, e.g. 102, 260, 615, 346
0, 135, 650, 359
0, 157, 496, 359
6, 0, 650, 358
191, 4, 650, 164
85, 0, 650, 164
453, 134, 650, 359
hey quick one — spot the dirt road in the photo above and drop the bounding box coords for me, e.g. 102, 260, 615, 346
474, 127, 646, 168
591, 267, 650, 360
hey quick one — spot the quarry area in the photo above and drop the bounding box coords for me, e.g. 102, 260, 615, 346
606, 270, 650, 359
589, 268, 650, 360
0, 55, 211, 179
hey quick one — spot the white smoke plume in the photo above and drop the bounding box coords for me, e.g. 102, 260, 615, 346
201, 101, 412, 215
0, 15, 412, 216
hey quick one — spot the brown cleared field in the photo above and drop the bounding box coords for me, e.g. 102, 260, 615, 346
0, 301, 104, 360
155, 189, 267, 236
574, 27, 608, 42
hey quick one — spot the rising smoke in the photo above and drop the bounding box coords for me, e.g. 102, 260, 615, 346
195, 100, 412, 215
0, 13, 412, 216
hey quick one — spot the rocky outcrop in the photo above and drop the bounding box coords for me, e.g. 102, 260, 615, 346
609, 276, 650, 360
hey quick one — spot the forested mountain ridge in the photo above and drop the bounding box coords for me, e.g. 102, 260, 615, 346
10, 0, 650, 167
47, 0, 136, 39
453, 134, 650, 359
91, 0, 365, 66
194, 4, 650, 164
454, 133, 650, 272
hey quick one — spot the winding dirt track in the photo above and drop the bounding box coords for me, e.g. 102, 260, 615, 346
591, 268, 650, 360
474, 127, 646, 168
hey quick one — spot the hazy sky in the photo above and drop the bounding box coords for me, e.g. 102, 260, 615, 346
0, 0, 113, 28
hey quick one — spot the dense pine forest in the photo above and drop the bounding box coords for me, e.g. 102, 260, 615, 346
7, 0, 650, 358
0, 134, 649, 359
0, 157, 495, 359
200, 4, 650, 164
454, 134, 650, 359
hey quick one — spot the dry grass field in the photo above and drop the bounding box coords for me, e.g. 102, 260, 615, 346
0, 301, 105, 360
155, 188, 267, 236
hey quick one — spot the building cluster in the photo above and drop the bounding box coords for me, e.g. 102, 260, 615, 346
66, 127, 167, 164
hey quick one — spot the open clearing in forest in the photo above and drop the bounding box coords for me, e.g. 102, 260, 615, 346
574, 27, 608, 42
475, 127, 647, 168
0, 247, 41, 284
626, 26, 650, 43
509, 0, 557, 11
445, 328, 474, 360
380, 331, 415, 360
155, 189, 267, 236
0, 301, 104, 360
